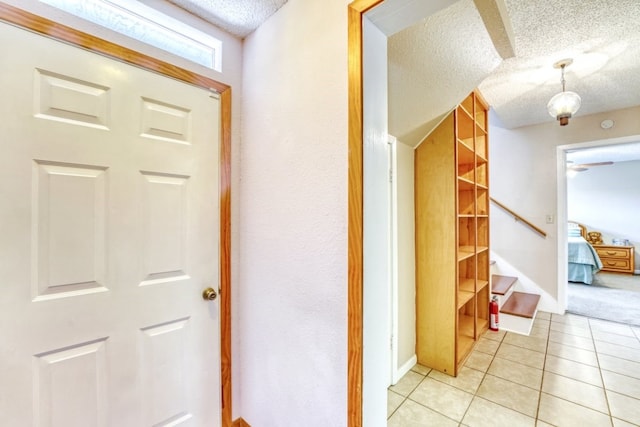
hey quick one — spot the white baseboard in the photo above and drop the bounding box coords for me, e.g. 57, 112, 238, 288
392, 355, 417, 384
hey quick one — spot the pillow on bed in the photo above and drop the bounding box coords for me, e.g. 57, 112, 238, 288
568, 228, 582, 237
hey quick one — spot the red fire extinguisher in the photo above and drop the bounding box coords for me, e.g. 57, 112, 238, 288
490, 296, 499, 331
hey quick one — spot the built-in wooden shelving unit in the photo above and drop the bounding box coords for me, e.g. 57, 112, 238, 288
415, 90, 490, 376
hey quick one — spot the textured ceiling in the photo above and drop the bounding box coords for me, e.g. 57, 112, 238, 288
167, 0, 288, 38
388, 0, 501, 145
388, 0, 640, 145
155, 0, 640, 161
481, 0, 640, 129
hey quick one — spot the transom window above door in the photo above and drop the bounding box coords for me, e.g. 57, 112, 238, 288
40, 0, 222, 71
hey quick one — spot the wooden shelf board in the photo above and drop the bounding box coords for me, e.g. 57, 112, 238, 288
458, 103, 473, 119
458, 247, 475, 261
459, 278, 475, 292
458, 176, 474, 187
477, 280, 489, 291
476, 246, 489, 254
458, 137, 474, 151
457, 290, 474, 309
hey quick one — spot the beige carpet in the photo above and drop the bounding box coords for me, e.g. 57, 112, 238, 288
591, 271, 640, 292
567, 272, 640, 326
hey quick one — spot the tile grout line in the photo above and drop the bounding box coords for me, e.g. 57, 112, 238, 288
470, 329, 548, 422
457, 331, 504, 424
403, 370, 467, 425
534, 314, 551, 424
545, 315, 630, 422
388, 313, 640, 425
387, 369, 426, 420
590, 317, 615, 426
545, 316, 632, 410
489, 317, 619, 423
464, 329, 552, 423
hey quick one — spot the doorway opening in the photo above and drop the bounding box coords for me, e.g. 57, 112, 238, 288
558, 136, 640, 326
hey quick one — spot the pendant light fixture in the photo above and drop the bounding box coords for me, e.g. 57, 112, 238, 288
547, 59, 581, 126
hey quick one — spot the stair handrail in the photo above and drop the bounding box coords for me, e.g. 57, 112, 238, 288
490, 197, 547, 238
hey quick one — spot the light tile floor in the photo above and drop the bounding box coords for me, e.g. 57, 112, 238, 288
388, 312, 640, 426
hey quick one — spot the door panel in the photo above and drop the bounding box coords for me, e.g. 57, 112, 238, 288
34, 338, 109, 427
140, 171, 189, 285
33, 160, 109, 300
0, 22, 220, 426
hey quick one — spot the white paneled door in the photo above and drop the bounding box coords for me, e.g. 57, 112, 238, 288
0, 22, 221, 426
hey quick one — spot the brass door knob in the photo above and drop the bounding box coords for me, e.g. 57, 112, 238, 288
202, 287, 218, 301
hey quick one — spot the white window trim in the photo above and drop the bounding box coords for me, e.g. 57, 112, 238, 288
40, 0, 222, 71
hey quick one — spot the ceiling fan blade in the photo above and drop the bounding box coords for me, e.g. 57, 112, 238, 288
573, 161, 614, 168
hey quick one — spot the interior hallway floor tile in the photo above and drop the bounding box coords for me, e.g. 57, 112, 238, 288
388, 312, 640, 426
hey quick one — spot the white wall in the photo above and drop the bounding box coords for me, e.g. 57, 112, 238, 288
491, 106, 640, 308
362, 16, 390, 427
0, 0, 246, 419
395, 142, 416, 372
240, 0, 349, 425
568, 160, 640, 271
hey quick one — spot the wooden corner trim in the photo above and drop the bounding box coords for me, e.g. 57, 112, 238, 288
231, 417, 251, 427
347, 1, 384, 426
220, 89, 233, 427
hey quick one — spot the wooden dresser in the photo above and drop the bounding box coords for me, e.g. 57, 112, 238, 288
593, 245, 635, 274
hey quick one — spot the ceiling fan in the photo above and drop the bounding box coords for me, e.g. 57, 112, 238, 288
566, 160, 614, 172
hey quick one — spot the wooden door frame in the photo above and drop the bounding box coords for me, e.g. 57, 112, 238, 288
0, 4, 233, 426
347, 1, 383, 426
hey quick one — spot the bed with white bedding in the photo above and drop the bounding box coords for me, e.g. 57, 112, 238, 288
568, 222, 603, 285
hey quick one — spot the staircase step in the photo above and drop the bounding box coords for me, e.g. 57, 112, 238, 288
491, 275, 517, 295
501, 292, 540, 319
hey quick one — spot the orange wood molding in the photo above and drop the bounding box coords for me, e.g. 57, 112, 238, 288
231, 417, 251, 427
219, 87, 233, 427
347, 1, 384, 426
0, 3, 233, 426
0, 3, 229, 93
